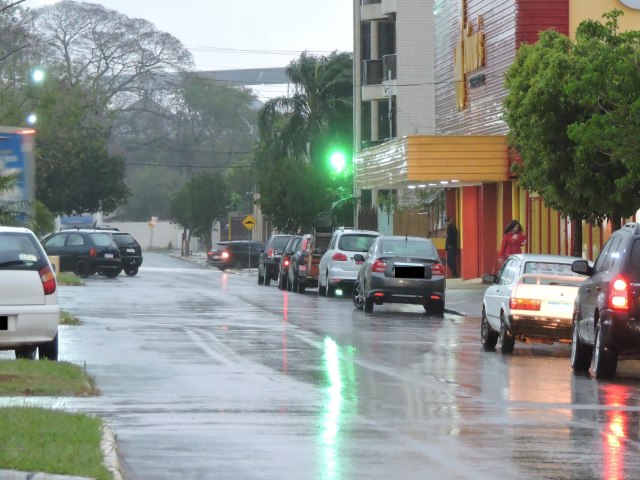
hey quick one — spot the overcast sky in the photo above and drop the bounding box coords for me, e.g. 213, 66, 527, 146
25, 0, 354, 100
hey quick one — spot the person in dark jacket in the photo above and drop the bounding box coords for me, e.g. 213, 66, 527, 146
445, 218, 459, 278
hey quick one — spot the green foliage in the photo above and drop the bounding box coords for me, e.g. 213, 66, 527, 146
504, 9, 640, 232
0, 171, 29, 224
122, 167, 187, 221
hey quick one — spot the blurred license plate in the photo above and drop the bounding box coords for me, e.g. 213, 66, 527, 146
105, 253, 113, 259
547, 302, 572, 314
126, 248, 135, 253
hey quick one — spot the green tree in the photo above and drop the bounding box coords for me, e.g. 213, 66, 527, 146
0, 171, 28, 224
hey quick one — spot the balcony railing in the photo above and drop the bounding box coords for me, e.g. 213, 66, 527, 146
362, 59, 383, 86
382, 54, 397, 81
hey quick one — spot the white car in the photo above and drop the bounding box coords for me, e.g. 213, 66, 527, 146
0, 226, 60, 360
481, 253, 586, 353
318, 228, 380, 297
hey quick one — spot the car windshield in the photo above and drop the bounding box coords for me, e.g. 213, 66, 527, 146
90, 233, 117, 247
380, 239, 436, 258
523, 261, 582, 277
0, 233, 43, 270
112, 234, 136, 246
339, 234, 378, 252
270, 236, 291, 249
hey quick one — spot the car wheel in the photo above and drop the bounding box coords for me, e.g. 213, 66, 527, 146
364, 296, 374, 314
325, 271, 335, 298
74, 260, 91, 278
277, 272, 284, 290
264, 272, 271, 286
318, 277, 326, 296
258, 268, 264, 285
15, 346, 37, 360
292, 272, 299, 292
352, 281, 364, 310
124, 266, 139, 277
298, 278, 306, 294
498, 312, 515, 354
480, 308, 498, 350
570, 319, 592, 373
424, 299, 445, 316
38, 333, 59, 361
103, 268, 122, 279
593, 325, 618, 379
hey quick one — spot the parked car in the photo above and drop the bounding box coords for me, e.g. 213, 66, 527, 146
41, 228, 121, 278
570, 222, 640, 379
0, 226, 59, 360
207, 241, 264, 271
318, 228, 380, 297
352, 236, 446, 315
287, 233, 324, 294
258, 234, 293, 286
277, 235, 302, 290
481, 254, 586, 354
110, 231, 143, 276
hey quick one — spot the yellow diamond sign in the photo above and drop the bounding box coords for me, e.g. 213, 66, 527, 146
242, 214, 256, 231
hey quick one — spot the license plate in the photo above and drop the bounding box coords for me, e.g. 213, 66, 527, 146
547, 302, 572, 315
126, 248, 135, 253
105, 253, 113, 259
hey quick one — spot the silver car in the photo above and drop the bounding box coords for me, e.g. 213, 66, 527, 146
318, 228, 380, 297
0, 226, 60, 360
352, 235, 446, 315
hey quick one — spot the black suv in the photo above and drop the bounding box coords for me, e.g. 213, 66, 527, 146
258, 234, 292, 286
42, 229, 121, 278
207, 241, 264, 270
110, 231, 143, 276
571, 222, 640, 379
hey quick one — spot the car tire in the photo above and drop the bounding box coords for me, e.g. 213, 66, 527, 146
264, 273, 271, 287
103, 268, 121, 279
481, 308, 498, 350
258, 268, 264, 285
15, 346, 37, 360
364, 296, 374, 314
124, 266, 139, 277
570, 319, 592, 373
74, 260, 91, 278
593, 325, 618, 379
325, 271, 335, 297
318, 278, 326, 296
38, 333, 59, 361
498, 312, 515, 354
298, 279, 306, 294
292, 272, 299, 292
424, 300, 445, 316
352, 281, 364, 310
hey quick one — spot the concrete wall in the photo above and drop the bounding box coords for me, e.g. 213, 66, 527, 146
106, 221, 205, 251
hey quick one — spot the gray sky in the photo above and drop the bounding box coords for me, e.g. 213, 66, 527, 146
25, 0, 354, 100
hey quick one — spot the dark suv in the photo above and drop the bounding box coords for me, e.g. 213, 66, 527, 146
258, 234, 292, 286
207, 241, 264, 270
110, 231, 143, 276
571, 222, 640, 379
42, 229, 121, 278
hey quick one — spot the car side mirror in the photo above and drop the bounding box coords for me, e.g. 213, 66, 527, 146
354, 253, 365, 263
571, 259, 592, 276
482, 273, 496, 284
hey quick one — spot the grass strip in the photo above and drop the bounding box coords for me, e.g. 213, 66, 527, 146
0, 407, 111, 479
0, 360, 98, 396
60, 310, 81, 325
56, 271, 83, 286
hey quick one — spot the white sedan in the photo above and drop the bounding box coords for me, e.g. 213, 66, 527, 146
0, 226, 59, 360
481, 253, 586, 353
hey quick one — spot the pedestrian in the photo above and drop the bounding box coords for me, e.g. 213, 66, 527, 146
498, 219, 526, 266
445, 218, 459, 278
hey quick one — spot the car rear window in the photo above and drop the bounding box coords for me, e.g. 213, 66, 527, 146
112, 234, 136, 246
380, 239, 437, 258
90, 233, 117, 247
523, 261, 582, 277
339, 234, 378, 252
270, 236, 291, 249
0, 232, 45, 270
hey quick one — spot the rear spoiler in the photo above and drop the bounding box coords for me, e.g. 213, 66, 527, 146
518, 273, 585, 287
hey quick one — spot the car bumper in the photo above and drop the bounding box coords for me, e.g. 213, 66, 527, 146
121, 256, 143, 268
599, 310, 640, 354
507, 314, 573, 341
367, 275, 445, 305
327, 266, 360, 287
0, 305, 59, 348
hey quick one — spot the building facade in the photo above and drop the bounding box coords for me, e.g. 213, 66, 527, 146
353, 0, 640, 278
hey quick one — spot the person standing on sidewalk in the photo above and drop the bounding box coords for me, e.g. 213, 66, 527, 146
445, 218, 459, 278
498, 219, 526, 267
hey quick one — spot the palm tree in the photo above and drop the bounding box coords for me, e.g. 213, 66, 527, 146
258, 51, 353, 165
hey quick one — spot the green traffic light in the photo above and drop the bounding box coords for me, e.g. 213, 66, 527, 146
329, 151, 347, 173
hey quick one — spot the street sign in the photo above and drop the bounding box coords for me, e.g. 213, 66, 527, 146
242, 214, 256, 231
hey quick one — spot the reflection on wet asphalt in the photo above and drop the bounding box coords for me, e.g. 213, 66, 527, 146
4, 252, 640, 480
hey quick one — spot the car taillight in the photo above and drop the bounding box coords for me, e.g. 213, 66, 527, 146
284, 258, 290, 267
39, 264, 57, 295
609, 275, 629, 311
372, 259, 386, 273
89, 247, 97, 257
268, 247, 274, 258
431, 262, 445, 276
221, 251, 230, 259
332, 252, 348, 262
509, 297, 541, 311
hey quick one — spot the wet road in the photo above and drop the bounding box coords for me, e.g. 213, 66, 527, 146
13, 252, 640, 479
